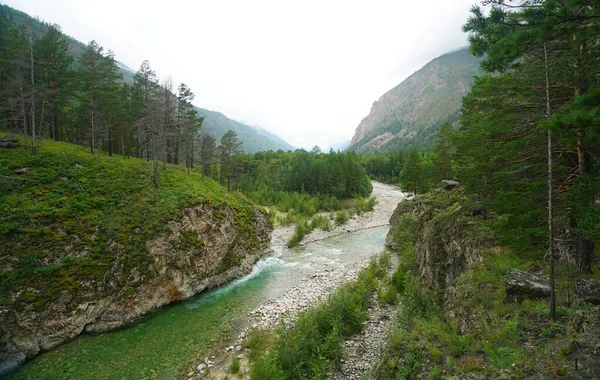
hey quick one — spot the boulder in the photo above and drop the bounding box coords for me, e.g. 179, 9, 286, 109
0, 135, 19, 148
504, 268, 551, 302
441, 180, 460, 190
574, 279, 600, 305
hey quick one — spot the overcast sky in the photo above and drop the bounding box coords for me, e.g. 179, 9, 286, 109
6, 0, 477, 149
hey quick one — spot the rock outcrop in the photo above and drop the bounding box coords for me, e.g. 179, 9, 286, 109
349, 48, 481, 153
0, 202, 271, 374
385, 191, 483, 307
504, 268, 551, 302
575, 279, 600, 305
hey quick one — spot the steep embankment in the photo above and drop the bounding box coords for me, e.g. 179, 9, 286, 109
0, 136, 272, 373
349, 48, 481, 153
378, 189, 600, 379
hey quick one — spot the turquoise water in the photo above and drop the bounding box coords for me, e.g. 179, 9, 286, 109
8, 226, 389, 380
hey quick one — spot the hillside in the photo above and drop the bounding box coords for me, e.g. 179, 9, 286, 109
0, 3, 292, 153
197, 107, 295, 153
349, 48, 482, 153
0, 135, 272, 372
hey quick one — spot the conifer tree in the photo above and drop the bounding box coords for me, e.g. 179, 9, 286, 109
219, 130, 243, 191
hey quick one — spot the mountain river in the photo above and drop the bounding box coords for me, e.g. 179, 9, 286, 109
8, 183, 405, 380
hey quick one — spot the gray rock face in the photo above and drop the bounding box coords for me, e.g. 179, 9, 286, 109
575, 279, 600, 305
0, 203, 271, 374
349, 49, 482, 153
504, 268, 551, 302
385, 195, 483, 308
0, 135, 19, 149
442, 180, 460, 190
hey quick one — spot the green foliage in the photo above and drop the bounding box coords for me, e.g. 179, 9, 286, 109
334, 210, 349, 226
0, 137, 260, 309
286, 215, 332, 248
246, 329, 276, 361
239, 149, 372, 201
249, 255, 384, 379
355, 196, 377, 215
230, 355, 240, 373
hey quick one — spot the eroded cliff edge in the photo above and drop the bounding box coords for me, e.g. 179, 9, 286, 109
0, 202, 271, 373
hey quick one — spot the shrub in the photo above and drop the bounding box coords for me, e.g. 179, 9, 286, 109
335, 210, 349, 226
230, 355, 240, 373
248, 254, 385, 379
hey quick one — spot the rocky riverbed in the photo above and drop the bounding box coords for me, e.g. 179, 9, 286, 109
188, 182, 407, 379
274, 181, 409, 248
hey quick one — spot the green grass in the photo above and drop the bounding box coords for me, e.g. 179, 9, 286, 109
0, 135, 267, 309
248, 253, 390, 379
230, 355, 241, 373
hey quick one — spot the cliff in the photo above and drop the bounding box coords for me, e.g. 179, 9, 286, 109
349, 48, 481, 153
0, 137, 272, 373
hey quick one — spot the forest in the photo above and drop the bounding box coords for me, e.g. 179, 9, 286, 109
0, 7, 371, 211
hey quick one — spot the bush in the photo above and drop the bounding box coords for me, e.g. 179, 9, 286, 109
246, 329, 276, 361
249, 254, 385, 379
230, 355, 240, 373
335, 210, 349, 226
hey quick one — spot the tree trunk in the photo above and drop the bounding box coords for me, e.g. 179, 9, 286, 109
30, 35, 37, 154
577, 238, 594, 274
544, 43, 556, 321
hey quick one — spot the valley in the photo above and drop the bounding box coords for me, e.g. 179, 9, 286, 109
1, 0, 599, 379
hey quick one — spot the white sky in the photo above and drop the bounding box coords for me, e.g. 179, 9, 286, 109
6, 0, 477, 149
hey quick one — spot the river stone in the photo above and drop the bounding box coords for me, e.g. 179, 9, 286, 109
197, 363, 206, 371
504, 268, 551, 302
574, 279, 600, 305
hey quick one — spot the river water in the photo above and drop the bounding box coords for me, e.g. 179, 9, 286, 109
9, 226, 391, 380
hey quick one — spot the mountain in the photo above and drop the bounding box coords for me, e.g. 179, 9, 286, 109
196, 108, 295, 153
0, 3, 292, 153
325, 140, 351, 152
349, 48, 482, 153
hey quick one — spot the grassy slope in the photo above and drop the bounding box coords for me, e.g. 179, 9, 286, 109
0, 134, 262, 308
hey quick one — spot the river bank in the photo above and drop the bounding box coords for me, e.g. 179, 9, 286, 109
274, 181, 409, 248
193, 181, 407, 379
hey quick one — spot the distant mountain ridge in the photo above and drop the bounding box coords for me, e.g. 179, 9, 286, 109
0, 3, 293, 153
349, 48, 482, 153
196, 107, 295, 153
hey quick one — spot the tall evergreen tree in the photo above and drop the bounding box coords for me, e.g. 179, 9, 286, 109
35, 24, 73, 141
77, 40, 121, 154
219, 130, 243, 191
400, 150, 424, 194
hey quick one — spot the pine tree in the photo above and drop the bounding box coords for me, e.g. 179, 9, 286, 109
77, 40, 121, 154
219, 130, 243, 191
434, 123, 453, 181
400, 150, 424, 194
35, 24, 73, 141
200, 131, 216, 178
